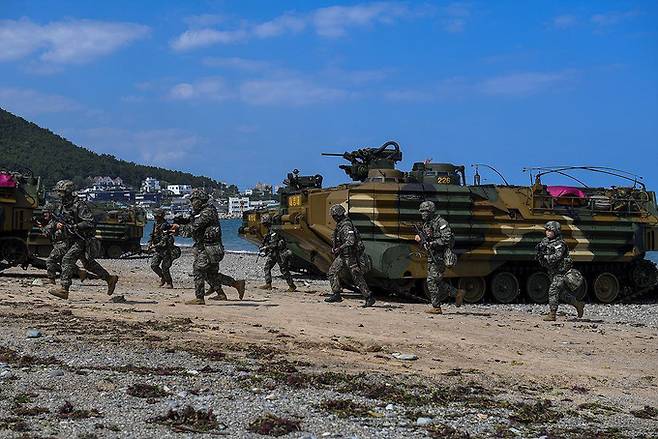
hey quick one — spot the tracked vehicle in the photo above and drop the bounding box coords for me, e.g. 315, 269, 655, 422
29, 204, 146, 258
240, 141, 658, 303
0, 168, 45, 271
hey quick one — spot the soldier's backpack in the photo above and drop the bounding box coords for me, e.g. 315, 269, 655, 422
565, 268, 584, 292
170, 246, 182, 260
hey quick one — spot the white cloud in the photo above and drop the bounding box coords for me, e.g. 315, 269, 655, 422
591, 10, 638, 26
253, 13, 306, 38
552, 14, 577, 29
0, 18, 149, 64
171, 2, 431, 51
478, 72, 571, 96
167, 77, 233, 101
170, 28, 247, 51
0, 87, 83, 116
312, 2, 409, 37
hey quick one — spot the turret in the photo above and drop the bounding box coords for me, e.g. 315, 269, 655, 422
322, 140, 403, 182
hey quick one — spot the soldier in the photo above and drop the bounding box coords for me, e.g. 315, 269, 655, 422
148, 208, 175, 288
172, 189, 245, 305
415, 201, 464, 314
537, 221, 585, 321
324, 204, 375, 307
38, 204, 88, 285
48, 180, 119, 300
258, 214, 296, 292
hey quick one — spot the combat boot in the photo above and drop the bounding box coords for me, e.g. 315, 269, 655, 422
455, 289, 465, 307
107, 275, 119, 295
185, 297, 206, 305
164, 282, 174, 289
362, 294, 376, 308
159, 278, 166, 287
258, 283, 273, 290
543, 311, 557, 321
425, 306, 443, 315
287, 284, 297, 292
48, 287, 69, 300
235, 280, 246, 300
324, 293, 343, 303
574, 301, 585, 318
77, 269, 88, 283
209, 289, 228, 301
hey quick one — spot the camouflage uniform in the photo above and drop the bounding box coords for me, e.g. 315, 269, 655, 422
537, 221, 583, 319
259, 216, 296, 291
418, 201, 463, 313
149, 215, 175, 286
48, 180, 118, 299
178, 190, 243, 303
325, 205, 375, 307
43, 212, 69, 282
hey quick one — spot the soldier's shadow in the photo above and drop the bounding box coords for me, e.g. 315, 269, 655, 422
121, 299, 159, 305
210, 302, 279, 307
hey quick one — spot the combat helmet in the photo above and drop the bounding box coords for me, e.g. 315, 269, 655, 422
261, 214, 272, 225
54, 180, 75, 194
419, 201, 436, 213
544, 221, 561, 235
153, 208, 165, 218
330, 204, 346, 218
189, 188, 209, 202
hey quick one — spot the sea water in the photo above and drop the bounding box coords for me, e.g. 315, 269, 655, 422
141, 218, 258, 252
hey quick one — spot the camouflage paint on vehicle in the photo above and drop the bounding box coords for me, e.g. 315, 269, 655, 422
29, 205, 146, 259
0, 169, 44, 271
240, 142, 658, 303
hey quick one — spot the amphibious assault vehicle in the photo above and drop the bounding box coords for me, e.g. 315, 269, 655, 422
240, 141, 658, 303
29, 204, 146, 259
0, 168, 45, 272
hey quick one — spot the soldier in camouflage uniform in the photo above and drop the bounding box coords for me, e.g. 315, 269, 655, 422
324, 204, 375, 307
48, 180, 119, 300
258, 214, 296, 292
172, 189, 245, 305
536, 221, 585, 321
415, 201, 464, 314
38, 204, 88, 285
148, 208, 175, 288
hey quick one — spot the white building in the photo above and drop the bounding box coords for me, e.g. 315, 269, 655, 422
141, 177, 160, 193
167, 184, 192, 196
228, 197, 251, 215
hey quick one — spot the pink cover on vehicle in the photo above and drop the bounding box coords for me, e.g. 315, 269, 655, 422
0, 173, 17, 188
546, 186, 586, 198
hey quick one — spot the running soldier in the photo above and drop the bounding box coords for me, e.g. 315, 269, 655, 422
415, 201, 464, 314
148, 208, 175, 288
324, 204, 375, 307
48, 180, 119, 300
37, 204, 88, 285
537, 221, 585, 321
172, 189, 245, 304
258, 214, 296, 292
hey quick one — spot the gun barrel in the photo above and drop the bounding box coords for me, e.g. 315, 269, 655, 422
321, 153, 345, 157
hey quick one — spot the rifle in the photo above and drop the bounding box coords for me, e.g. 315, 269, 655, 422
413, 223, 442, 266
49, 211, 87, 241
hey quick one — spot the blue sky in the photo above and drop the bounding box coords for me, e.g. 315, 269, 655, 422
1, 1, 656, 190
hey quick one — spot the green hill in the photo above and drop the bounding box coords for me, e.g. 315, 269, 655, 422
0, 108, 232, 192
